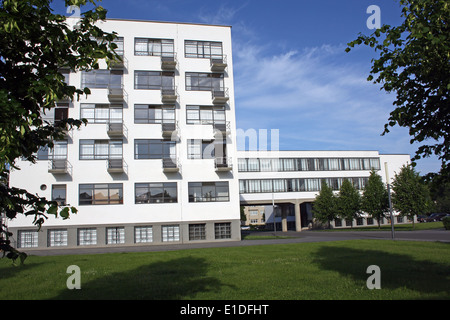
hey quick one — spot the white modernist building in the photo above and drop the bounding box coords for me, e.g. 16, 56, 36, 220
8, 18, 241, 249
7, 18, 412, 251
238, 150, 411, 231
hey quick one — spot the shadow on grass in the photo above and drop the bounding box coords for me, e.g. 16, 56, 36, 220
313, 245, 450, 298
55, 256, 225, 300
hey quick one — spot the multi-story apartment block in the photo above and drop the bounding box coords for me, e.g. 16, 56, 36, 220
7, 18, 412, 251
8, 18, 241, 249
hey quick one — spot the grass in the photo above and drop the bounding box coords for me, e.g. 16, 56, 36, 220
1, 239, 449, 300
319, 221, 445, 232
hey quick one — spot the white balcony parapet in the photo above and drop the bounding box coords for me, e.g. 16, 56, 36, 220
161, 53, 177, 70
161, 86, 178, 103
212, 88, 229, 104
214, 157, 232, 171
210, 54, 227, 72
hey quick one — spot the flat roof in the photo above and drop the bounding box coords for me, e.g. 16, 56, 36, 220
101, 17, 232, 28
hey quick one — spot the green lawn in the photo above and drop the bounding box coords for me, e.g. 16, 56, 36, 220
1, 240, 449, 300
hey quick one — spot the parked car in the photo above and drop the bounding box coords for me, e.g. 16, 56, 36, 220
425, 213, 448, 222
417, 215, 427, 223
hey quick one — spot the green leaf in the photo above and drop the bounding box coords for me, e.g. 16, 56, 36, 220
60, 207, 70, 219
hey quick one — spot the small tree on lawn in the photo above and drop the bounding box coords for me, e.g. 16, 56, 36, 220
391, 164, 431, 229
336, 179, 361, 228
312, 180, 336, 228
361, 169, 389, 228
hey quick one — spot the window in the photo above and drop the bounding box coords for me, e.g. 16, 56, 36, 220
189, 224, 206, 241
106, 227, 125, 244
186, 105, 225, 125
81, 70, 122, 89
188, 182, 229, 202
134, 139, 176, 159
135, 226, 153, 243
80, 104, 123, 124
37, 141, 68, 160
48, 229, 68, 247
18, 230, 38, 248
52, 185, 66, 206
79, 140, 123, 160
134, 105, 175, 124
135, 38, 174, 56
134, 71, 174, 90
215, 223, 231, 239
135, 183, 177, 203
185, 40, 223, 59
162, 225, 180, 242
78, 228, 97, 246
186, 72, 224, 91
79, 184, 123, 205
187, 139, 215, 159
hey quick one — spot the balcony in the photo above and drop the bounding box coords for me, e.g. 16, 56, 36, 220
212, 88, 229, 104
108, 85, 126, 103
161, 121, 178, 138
48, 159, 70, 174
107, 122, 125, 138
214, 157, 232, 171
213, 121, 231, 135
210, 55, 227, 72
109, 54, 128, 69
107, 158, 126, 173
162, 157, 179, 173
161, 54, 177, 70
161, 87, 178, 103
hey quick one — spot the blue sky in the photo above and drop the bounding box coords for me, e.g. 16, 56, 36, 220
55, 0, 441, 175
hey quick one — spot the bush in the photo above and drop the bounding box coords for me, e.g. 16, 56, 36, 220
443, 216, 450, 230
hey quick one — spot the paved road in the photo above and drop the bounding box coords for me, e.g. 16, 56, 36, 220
25, 228, 450, 257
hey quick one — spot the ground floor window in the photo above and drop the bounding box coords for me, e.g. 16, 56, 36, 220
189, 224, 206, 241
215, 222, 231, 239
18, 230, 38, 248
135, 226, 153, 243
48, 229, 68, 247
162, 225, 180, 242
78, 228, 97, 246
106, 227, 125, 244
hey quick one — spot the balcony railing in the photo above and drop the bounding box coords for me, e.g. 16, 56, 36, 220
212, 88, 229, 104
107, 121, 125, 137
214, 157, 232, 171
107, 158, 126, 174
162, 157, 179, 173
161, 120, 178, 138
48, 159, 71, 174
213, 121, 231, 135
108, 84, 127, 103
161, 53, 177, 70
161, 86, 178, 103
210, 55, 227, 72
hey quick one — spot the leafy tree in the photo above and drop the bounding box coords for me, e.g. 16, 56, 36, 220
391, 164, 431, 229
335, 179, 361, 227
312, 180, 337, 228
0, 0, 118, 262
361, 169, 389, 228
346, 0, 450, 179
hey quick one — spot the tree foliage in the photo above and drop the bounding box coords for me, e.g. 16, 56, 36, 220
361, 169, 389, 228
335, 179, 361, 227
0, 0, 118, 262
391, 164, 432, 228
346, 0, 450, 179
312, 180, 336, 228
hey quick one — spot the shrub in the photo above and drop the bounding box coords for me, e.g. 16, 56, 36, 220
443, 216, 450, 230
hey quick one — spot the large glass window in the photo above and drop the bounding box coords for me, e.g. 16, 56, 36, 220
186, 72, 224, 91
52, 185, 66, 206
80, 104, 123, 124
81, 70, 122, 89
162, 225, 180, 242
188, 182, 229, 202
134, 139, 176, 159
79, 140, 122, 160
186, 105, 225, 125
134, 71, 174, 90
135, 38, 174, 57
79, 184, 123, 205
184, 40, 223, 59
135, 182, 177, 204
78, 228, 97, 246
48, 229, 68, 247
134, 105, 175, 124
